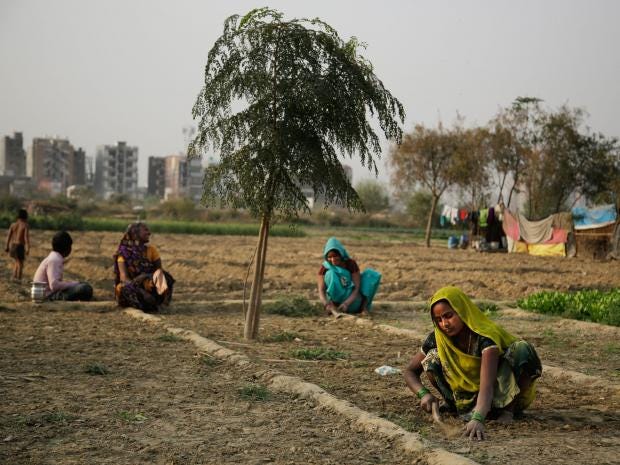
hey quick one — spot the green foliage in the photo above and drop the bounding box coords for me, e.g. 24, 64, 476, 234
238, 383, 271, 401
478, 302, 499, 315
290, 347, 348, 360
84, 363, 109, 375
154, 198, 197, 221
262, 331, 300, 342
189, 7, 404, 219
517, 289, 620, 326
354, 180, 390, 213
405, 191, 437, 228
262, 296, 322, 317
118, 411, 148, 423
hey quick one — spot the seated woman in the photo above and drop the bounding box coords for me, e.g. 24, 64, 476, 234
316, 237, 381, 317
404, 286, 542, 441
113, 222, 174, 313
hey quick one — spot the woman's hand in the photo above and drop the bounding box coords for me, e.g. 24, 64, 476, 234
337, 302, 349, 312
420, 392, 438, 413
464, 419, 486, 441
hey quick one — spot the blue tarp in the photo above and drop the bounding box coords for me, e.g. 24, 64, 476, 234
572, 204, 617, 230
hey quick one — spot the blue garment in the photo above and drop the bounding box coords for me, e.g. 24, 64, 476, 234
322, 237, 381, 313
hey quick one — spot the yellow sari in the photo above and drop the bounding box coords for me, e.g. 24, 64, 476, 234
430, 286, 538, 412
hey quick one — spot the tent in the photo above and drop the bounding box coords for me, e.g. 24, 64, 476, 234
502, 209, 572, 257
572, 204, 619, 259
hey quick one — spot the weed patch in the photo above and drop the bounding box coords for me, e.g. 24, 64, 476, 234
263, 296, 322, 318
290, 347, 348, 360
262, 331, 300, 343
118, 411, 147, 423
238, 384, 271, 401
84, 363, 109, 375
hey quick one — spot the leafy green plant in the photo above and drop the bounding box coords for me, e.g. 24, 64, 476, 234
238, 384, 271, 401
118, 411, 148, 423
290, 347, 348, 361
478, 302, 499, 315
517, 289, 620, 326
262, 331, 300, 343
84, 363, 109, 375
42, 411, 75, 424
262, 296, 322, 318
200, 354, 221, 367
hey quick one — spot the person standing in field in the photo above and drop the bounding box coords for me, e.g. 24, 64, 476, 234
33, 231, 93, 301
317, 237, 381, 317
5, 208, 30, 282
113, 222, 175, 313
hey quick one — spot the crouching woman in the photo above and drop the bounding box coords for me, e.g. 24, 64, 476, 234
404, 286, 542, 440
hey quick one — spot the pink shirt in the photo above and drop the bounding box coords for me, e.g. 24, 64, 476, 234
33, 251, 78, 296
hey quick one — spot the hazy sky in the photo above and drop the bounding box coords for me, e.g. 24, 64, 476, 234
1, 0, 618, 187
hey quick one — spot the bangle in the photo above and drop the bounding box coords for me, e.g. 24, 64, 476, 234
416, 387, 430, 399
471, 410, 485, 423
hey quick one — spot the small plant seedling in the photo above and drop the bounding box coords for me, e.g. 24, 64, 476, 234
42, 411, 75, 424
200, 354, 220, 367
262, 296, 322, 317
290, 347, 348, 361
118, 411, 148, 423
85, 363, 109, 375
238, 384, 271, 401
262, 331, 300, 343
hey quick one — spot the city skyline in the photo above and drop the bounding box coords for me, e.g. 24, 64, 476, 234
1, 0, 619, 188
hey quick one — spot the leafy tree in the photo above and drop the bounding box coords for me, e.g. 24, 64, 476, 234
189, 8, 404, 339
488, 97, 543, 209
452, 126, 492, 211
354, 179, 390, 213
404, 190, 437, 228
389, 123, 462, 247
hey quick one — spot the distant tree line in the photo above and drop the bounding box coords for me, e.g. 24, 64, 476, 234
389, 97, 620, 246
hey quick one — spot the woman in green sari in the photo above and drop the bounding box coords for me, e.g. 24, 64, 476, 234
404, 286, 542, 440
317, 237, 381, 317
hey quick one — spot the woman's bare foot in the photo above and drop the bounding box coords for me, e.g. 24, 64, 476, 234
495, 409, 514, 424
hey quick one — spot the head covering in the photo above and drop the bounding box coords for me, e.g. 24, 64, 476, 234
113, 223, 153, 285
430, 286, 517, 405
322, 237, 350, 260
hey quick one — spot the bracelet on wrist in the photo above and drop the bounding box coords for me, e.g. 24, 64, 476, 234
416, 387, 430, 399
470, 410, 485, 424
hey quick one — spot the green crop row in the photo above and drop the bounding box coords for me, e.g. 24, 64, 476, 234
0, 212, 304, 237
517, 289, 620, 326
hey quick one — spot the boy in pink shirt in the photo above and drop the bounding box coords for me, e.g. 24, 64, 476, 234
33, 231, 93, 301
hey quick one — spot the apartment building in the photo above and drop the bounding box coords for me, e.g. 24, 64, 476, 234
147, 154, 203, 202
27, 136, 86, 195
94, 141, 138, 199
0, 132, 26, 176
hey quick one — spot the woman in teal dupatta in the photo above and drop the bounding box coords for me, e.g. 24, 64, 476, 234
317, 237, 381, 316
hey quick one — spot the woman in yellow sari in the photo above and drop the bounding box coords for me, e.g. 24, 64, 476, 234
404, 286, 541, 440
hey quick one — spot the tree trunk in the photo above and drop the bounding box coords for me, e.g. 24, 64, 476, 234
244, 214, 270, 340
425, 195, 439, 247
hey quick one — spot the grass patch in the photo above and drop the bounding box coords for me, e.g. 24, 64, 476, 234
517, 289, 620, 326
118, 411, 148, 423
200, 354, 221, 367
84, 363, 109, 375
290, 347, 348, 361
82, 217, 305, 237
262, 296, 322, 318
380, 413, 421, 433
262, 331, 300, 343
478, 302, 499, 316
157, 334, 182, 342
238, 383, 271, 401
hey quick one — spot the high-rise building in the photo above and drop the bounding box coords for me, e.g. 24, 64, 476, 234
27, 136, 85, 194
0, 132, 26, 176
148, 154, 203, 202
147, 156, 166, 198
94, 141, 138, 199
